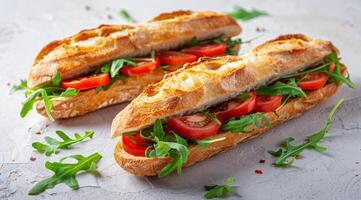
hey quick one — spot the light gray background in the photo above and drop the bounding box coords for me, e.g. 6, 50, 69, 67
0, 0, 361, 199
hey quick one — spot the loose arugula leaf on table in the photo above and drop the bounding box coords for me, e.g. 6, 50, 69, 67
204, 177, 237, 199
146, 119, 189, 177
119, 9, 136, 23
32, 130, 95, 156
228, 6, 268, 21
196, 137, 226, 149
268, 98, 344, 167
223, 113, 270, 133
256, 78, 306, 98
28, 152, 102, 195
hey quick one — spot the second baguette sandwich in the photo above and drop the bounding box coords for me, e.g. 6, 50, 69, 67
20, 10, 241, 120
111, 34, 355, 176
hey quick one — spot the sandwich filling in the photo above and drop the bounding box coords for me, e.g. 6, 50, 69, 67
119, 51, 356, 177
20, 36, 241, 120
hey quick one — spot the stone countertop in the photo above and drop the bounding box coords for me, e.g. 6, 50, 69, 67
0, 0, 361, 199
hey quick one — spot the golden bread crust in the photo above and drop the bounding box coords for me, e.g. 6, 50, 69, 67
27, 10, 241, 88
111, 34, 339, 137
114, 83, 339, 176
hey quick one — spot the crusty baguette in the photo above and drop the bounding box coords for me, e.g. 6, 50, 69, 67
114, 82, 339, 176
35, 46, 240, 119
111, 34, 339, 137
28, 10, 241, 88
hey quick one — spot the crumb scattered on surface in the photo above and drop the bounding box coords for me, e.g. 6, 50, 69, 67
35, 131, 42, 135
295, 155, 301, 160
259, 159, 266, 164
256, 27, 267, 32
85, 5, 91, 11
107, 15, 113, 20
30, 156, 36, 161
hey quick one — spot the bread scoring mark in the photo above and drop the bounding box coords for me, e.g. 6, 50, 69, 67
220, 67, 255, 92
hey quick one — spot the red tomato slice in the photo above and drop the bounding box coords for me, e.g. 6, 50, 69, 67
167, 113, 221, 140
297, 72, 328, 91
61, 73, 111, 91
122, 134, 150, 157
158, 51, 197, 65
217, 91, 257, 122
182, 43, 226, 57
255, 95, 283, 112
120, 57, 160, 76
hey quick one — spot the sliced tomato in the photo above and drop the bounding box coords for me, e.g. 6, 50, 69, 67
61, 73, 111, 91
255, 95, 283, 112
217, 91, 257, 122
120, 57, 160, 76
182, 43, 226, 57
122, 134, 151, 157
167, 113, 221, 140
298, 72, 328, 91
158, 51, 197, 65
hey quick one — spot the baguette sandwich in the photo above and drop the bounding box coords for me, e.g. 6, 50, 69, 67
111, 34, 355, 177
20, 10, 241, 120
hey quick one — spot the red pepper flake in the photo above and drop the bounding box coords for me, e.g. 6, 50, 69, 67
259, 159, 266, 164
30, 156, 36, 161
255, 169, 263, 174
295, 155, 301, 160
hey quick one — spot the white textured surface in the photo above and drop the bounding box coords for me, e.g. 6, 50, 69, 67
1, 0, 361, 199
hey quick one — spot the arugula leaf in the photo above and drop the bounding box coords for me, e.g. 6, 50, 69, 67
11, 79, 28, 92
150, 50, 156, 62
196, 137, 226, 149
256, 78, 306, 98
187, 36, 199, 46
110, 58, 136, 78
96, 75, 127, 93
119, 9, 136, 23
153, 119, 166, 142
228, 6, 268, 21
52, 72, 61, 86
28, 152, 102, 195
59, 88, 79, 97
283, 51, 356, 89
204, 177, 237, 199
99, 63, 111, 74
32, 130, 94, 156
146, 119, 189, 177
223, 113, 270, 133
268, 98, 344, 167
238, 93, 251, 100
203, 111, 222, 125
20, 88, 53, 120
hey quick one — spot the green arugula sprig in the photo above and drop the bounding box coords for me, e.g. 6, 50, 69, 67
11, 79, 28, 92
17, 73, 79, 120
204, 177, 238, 199
256, 78, 306, 98
283, 51, 356, 89
196, 137, 226, 149
32, 130, 95, 156
28, 152, 102, 195
223, 113, 270, 133
268, 98, 344, 167
119, 9, 136, 23
228, 6, 268, 21
145, 119, 189, 177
